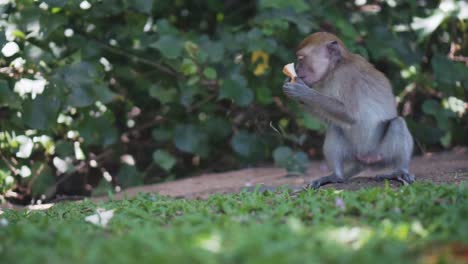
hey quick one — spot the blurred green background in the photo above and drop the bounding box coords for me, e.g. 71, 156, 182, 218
0, 0, 467, 203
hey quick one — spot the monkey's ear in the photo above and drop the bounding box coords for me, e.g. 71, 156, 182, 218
326, 40, 341, 60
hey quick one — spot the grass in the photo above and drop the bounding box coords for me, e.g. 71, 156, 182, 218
1, 182, 467, 264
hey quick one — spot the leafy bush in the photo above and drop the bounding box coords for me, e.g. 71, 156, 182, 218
0, 0, 467, 201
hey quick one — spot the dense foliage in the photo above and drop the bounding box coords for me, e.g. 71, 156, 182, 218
1, 183, 467, 263
0, 0, 467, 201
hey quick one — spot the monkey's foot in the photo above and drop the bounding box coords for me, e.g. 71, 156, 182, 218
376, 171, 415, 185
307, 175, 345, 190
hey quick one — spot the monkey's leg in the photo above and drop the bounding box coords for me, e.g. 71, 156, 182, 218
375, 117, 415, 185
308, 126, 360, 189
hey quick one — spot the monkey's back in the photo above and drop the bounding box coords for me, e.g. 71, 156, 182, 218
332, 54, 398, 156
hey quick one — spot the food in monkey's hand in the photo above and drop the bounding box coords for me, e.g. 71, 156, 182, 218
282, 63, 297, 83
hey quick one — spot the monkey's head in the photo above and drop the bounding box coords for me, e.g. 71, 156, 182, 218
295, 32, 349, 86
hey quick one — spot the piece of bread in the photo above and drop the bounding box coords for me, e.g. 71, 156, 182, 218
282, 63, 297, 83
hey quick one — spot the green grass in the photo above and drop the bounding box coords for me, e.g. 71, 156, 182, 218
1, 182, 467, 264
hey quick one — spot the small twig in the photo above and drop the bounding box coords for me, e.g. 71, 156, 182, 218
27, 162, 46, 190
187, 94, 217, 112
414, 138, 426, 155
74, 31, 179, 78
448, 42, 468, 65
269, 121, 282, 135
200, 79, 219, 87
100, 42, 179, 77
142, 163, 157, 180
0, 150, 19, 175
122, 117, 163, 138
93, 148, 114, 163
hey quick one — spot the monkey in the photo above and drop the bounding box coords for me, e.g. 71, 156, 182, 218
282, 32, 415, 189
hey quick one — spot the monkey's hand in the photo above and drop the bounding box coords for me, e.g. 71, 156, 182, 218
282, 78, 314, 102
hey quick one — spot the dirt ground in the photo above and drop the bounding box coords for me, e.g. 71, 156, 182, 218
94, 147, 468, 201
1, 148, 467, 210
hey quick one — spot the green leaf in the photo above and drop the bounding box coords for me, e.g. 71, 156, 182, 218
67, 83, 96, 107
422, 100, 439, 115
255, 86, 273, 105
406, 120, 444, 145
300, 114, 322, 131
92, 179, 114, 197
155, 19, 177, 34
55, 140, 74, 157
272, 146, 293, 167
431, 54, 468, 85
153, 150, 176, 171
0, 80, 20, 108
259, 0, 309, 12
42, 0, 67, 7
117, 164, 143, 188
29, 164, 55, 197
78, 114, 117, 147
181, 58, 198, 75
201, 40, 224, 63
230, 130, 266, 159
130, 0, 153, 14
290, 151, 309, 174
152, 127, 173, 142
94, 84, 117, 104
203, 67, 217, 80
149, 84, 177, 104
24, 45, 54, 64
22, 94, 61, 130
219, 78, 253, 107
422, 99, 454, 130
0, 30, 6, 47
440, 132, 452, 148
184, 41, 199, 58
204, 117, 231, 140
273, 146, 309, 174
54, 62, 114, 107
179, 84, 202, 108
150, 35, 183, 59
186, 76, 200, 86
173, 124, 209, 157
39, 13, 67, 38
366, 28, 396, 61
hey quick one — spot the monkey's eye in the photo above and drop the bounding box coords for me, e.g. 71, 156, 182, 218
297, 55, 304, 61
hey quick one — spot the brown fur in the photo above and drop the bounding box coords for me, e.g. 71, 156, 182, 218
297, 32, 350, 60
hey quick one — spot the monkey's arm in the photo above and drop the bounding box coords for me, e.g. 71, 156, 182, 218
283, 81, 356, 125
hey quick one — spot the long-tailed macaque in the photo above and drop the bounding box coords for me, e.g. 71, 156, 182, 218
282, 32, 414, 189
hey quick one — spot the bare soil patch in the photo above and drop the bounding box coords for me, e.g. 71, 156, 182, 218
96, 147, 468, 200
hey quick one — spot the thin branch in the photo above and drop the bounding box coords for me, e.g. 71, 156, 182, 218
0, 150, 18, 175
448, 42, 468, 65
122, 116, 164, 138
27, 162, 46, 190
187, 94, 217, 113
99, 42, 180, 77
76, 32, 180, 78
